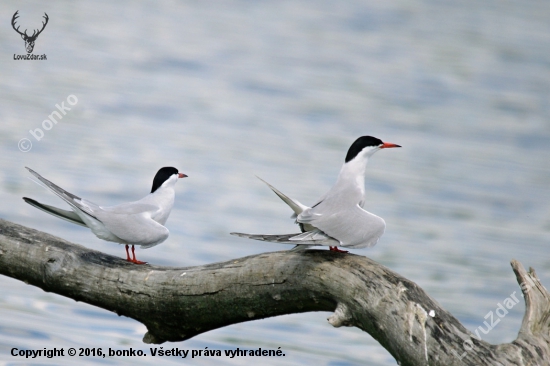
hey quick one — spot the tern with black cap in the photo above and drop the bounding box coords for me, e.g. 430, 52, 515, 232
23, 167, 187, 264
231, 136, 400, 252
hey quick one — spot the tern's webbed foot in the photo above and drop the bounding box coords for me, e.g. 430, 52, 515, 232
329, 246, 349, 253
127, 258, 147, 265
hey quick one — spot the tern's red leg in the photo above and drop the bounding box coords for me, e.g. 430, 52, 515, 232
329, 246, 349, 253
130, 245, 147, 265
125, 244, 132, 261
124, 244, 146, 264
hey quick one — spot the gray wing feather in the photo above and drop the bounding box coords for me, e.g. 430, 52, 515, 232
101, 203, 159, 215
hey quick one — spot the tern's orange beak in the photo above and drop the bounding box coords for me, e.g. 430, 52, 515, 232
380, 142, 401, 149
178, 173, 188, 178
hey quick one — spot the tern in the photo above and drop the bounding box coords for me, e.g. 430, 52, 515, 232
231, 136, 400, 252
23, 167, 187, 264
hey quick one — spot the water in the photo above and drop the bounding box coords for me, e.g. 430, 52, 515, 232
1, 0, 549, 365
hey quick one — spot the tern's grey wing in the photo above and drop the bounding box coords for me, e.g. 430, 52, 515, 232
26, 167, 99, 221
101, 203, 159, 215
23, 197, 87, 227
95, 211, 169, 248
298, 204, 385, 248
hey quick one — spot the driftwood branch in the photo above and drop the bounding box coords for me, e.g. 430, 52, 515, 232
0, 218, 548, 365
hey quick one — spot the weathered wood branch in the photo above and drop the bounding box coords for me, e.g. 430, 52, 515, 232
0, 218, 548, 365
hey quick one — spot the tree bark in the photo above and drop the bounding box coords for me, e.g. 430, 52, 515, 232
0, 218, 548, 365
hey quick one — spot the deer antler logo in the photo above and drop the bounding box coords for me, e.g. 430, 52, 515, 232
12, 10, 49, 54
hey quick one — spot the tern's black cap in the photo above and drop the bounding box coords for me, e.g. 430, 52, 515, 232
345, 136, 383, 163
151, 167, 179, 193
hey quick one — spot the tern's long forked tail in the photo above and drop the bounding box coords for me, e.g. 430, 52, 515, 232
256, 176, 308, 217
230, 229, 339, 246
24, 167, 100, 222
23, 197, 87, 227
230, 232, 304, 243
